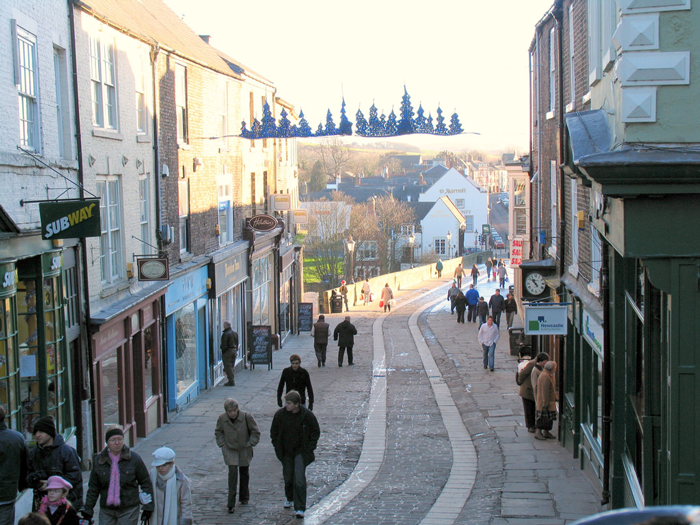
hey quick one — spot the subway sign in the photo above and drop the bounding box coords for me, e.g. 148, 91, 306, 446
39, 200, 101, 240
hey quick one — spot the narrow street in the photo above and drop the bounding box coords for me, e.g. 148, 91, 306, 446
133, 265, 602, 524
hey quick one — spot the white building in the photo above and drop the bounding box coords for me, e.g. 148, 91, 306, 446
418, 197, 466, 259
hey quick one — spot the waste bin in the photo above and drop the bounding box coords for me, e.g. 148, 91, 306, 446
508, 327, 532, 358
476, 255, 483, 264
331, 295, 343, 314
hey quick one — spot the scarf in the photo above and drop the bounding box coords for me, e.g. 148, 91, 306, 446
38, 496, 70, 525
150, 466, 178, 525
106, 452, 121, 507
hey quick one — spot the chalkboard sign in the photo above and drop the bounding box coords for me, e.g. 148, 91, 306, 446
249, 325, 272, 369
298, 303, 313, 332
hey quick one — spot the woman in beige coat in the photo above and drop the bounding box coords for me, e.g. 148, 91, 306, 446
214, 399, 261, 514
535, 361, 558, 440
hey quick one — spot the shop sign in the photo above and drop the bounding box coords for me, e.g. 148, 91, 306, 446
0, 262, 17, 298
583, 308, 604, 356
482, 224, 491, 235
137, 258, 169, 281
213, 251, 248, 291
292, 209, 308, 224
249, 325, 272, 369
271, 194, 292, 211
39, 200, 101, 239
164, 266, 209, 315
250, 214, 278, 232
511, 238, 524, 265
42, 251, 62, 276
524, 305, 568, 335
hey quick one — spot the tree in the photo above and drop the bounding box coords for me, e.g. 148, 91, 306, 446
303, 197, 352, 287
318, 137, 353, 178
372, 195, 415, 273
308, 161, 326, 192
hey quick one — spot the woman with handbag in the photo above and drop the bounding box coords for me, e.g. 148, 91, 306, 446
535, 361, 558, 440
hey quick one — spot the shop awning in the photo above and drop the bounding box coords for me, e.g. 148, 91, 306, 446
91, 280, 170, 325
564, 109, 611, 163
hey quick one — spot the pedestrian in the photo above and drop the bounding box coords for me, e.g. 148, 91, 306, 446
17, 514, 49, 525
466, 284, 479, 323
339, 280, 350, 311
436, 259, 443, 278
380, 283, 393, 313
0, 404, 28, 525
535, 361, 558, 440
215, 399, 261, 513
505, 293, 518, 329
530, 353, 549, 409
148, 447, 193, 525
497, 264, 507, 289
220, 321, 238, 386
37, 476, 80, 525
333, 316, 357, 367
26, 416, 82, 511
476, 297, 489, 328
489, 289, 506, 328
478, 315, 500, 371
470, 264, 479, 287
311, 315, 330, 367
447, 282, 459, 315
453, 263, 466, 288
454, 291, 467, 324
361, 279, 371, 306
498, 258, 504, 268
516, 358, 537, 434
485, 258, 493, 281
277, 354, 314, 409
270, 391, 321, 519
81, 426, 154, 525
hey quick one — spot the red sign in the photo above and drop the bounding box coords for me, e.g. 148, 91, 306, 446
511, 238, 524, 266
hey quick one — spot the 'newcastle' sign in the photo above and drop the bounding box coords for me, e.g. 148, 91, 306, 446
40, 200, 101, 240
249, 214, 278, 232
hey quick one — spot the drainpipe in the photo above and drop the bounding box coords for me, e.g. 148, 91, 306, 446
535, 31, 542, 260
68, 0, 93, 459
554, 0, 567, 276
601, 239, 611, 505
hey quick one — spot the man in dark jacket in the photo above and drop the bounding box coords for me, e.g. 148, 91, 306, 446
0, 404, 28, 525
81, 426, 153, 524
476, 296, 489, 328
454, 291, 468, 324
277, 354, 314, 410
270, 391, 320, 519
26, 416, 82, 510
311, 315, 330, 367
504, 292, 518, 329
220, 321, 239, 386
447, 283, 459, 314
489, 289, 506, 327
333, 316, 358, 367
465, 284, 479, 323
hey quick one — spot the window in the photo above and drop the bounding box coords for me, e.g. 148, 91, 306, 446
570, 178, 579, 275
400, 224, 414, 236
139, 176, 151, 254
357, 241, 378, 260
549, 27, 556, 113
97, 178, 123, 283
0, 295, 20, 431
589, 225, 602, 294
218, 178, 233, 245
219, 80, 228, 146
464, 215, 474, 233
64, 266, 79, 329
175, 64, 188, 143
16, 26, 40, 151
588, 0, 602, 86
550, 160, 558, 253
455, 198, 465, 209
178, 179, 189, 254
54, 48, 70, 158
89, 36, 117, 129
569, 4, 576, 108
136, 54, 147, 134
249, 91, 255, 147
434, 238, 446, 256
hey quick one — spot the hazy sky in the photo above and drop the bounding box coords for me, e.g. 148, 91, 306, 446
163, 0, 554, 152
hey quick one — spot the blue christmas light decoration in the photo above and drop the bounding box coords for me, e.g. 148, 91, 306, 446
260, 101, 277, 138
449, 112, 463, 135
338, 98, 353, 136
277, 108, 293, 137
296, 110, 314, 137
323, 109, 337, 136
414, 104, 427, 133
355, 109, 368, 136
367, 104, 381, 136
434, 107, 448, 136
240, 120, 251, 139
396, 86, 415, 135
386, 110, 398, 136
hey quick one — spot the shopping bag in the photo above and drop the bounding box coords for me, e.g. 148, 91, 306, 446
379, 300, 384, 308
360, 293, 364, 301
370, 293, 374, 302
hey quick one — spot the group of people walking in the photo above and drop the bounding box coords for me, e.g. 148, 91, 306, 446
517, 353, 559, 440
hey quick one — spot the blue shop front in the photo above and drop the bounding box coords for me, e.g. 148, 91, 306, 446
164, 265, 210, 410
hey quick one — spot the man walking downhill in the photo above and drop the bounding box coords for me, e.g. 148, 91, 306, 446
333, 316, 358, 367
220, 321, 239, 386
466, 284, 479, 323
271, 391, 321, 519
311, 315, 330, 367
453, 263, 466, 288
478, 315, 500, 371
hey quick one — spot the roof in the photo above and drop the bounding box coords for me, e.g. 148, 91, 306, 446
0, 205, 20, 234
74, 0, 250, 80
391, 154, 422, 170
565, 110, 611, 162
438, 196, 466, 223
407, 202, 435, 221
421, 164, 449, 179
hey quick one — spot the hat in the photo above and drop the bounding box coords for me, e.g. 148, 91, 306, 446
46, 476, 72, 491
341, 280, 345, 285
105, 426, 124, 442
151, 447, 176, 466
33, 416, 56, 439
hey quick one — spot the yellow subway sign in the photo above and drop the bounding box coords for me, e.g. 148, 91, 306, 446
40, 200, 101, 240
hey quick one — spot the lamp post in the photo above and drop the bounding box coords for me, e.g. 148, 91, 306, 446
474, 229, 479, 249
446, 230, 452, 259
408, 232, 415, 268
346, 237, 356, 282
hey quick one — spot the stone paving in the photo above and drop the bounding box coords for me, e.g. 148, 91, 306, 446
127, 264, 603, 524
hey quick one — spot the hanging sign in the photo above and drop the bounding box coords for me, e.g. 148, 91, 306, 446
511, 238, 524, 266
524, 305, 568, 335
137, 258, 170, 281
292, 209, 308, 225
249, 214, 278, 232
271, 194, 292, 211
39, 200, 101, 240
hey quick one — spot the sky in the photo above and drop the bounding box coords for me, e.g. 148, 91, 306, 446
163, 0, 555, 153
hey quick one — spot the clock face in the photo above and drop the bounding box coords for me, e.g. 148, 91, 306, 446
525, 272, 546, 296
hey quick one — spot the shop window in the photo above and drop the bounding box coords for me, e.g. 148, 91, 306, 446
252, 256, 271, 326
143, 325, 155, 401
174, 303, 197, 397
100, 349, 119, 428
0, 297, 19, 430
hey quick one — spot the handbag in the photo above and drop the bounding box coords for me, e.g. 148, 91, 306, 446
379, 300, 384, 307
360, 293, 364, 301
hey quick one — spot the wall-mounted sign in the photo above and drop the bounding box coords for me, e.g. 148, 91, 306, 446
511, 237, 524, 265
292, 209, 308, 224
524, 305, 568, 335
271, 194, 292, 211
482, 223, 491, 235
40, 200, 101, 239
137, 258, 170, 281
250, 214, 278, 232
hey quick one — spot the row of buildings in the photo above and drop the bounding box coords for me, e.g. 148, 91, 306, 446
510, 0, 700, 508
0, 0, 302, 474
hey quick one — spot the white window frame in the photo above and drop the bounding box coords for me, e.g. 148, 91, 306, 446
97, 177, 123, 284
357, 241, 378, 260
455, 198, 465, 209
549, 27, 557, 114
464, 215, 474, 233
90, 35, 118, 129
136, 53, 147, 134
15, 25, 40, 151
588, 0, 602, 86
139, 175, 151, 254
178, 179, 189, 254
549, 160, 558, 256
569, 178, 579, 277
568, 4, 576, 110
434, 238, 447, 256
175, 64, 188, 143
54, 47, 70, 158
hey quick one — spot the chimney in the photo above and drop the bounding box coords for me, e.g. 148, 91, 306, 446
199, 35, 212, 45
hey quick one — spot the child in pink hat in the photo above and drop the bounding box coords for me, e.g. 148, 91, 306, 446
38, 476, 80, 525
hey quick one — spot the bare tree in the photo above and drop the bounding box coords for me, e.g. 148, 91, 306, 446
318, 137, 353, 178
372, 195, 415, 273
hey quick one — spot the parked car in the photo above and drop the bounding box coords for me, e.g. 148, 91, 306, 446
494, 239, 505, 249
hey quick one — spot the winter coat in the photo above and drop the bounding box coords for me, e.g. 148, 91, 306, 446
466, 288, 479, 306
489, 293, 506, 314
334, 320, 357, 347
380, 286, 393, 304
497, 266, 507, 279
44, 502, 80, 525
311, 322, 330, 345
531, 364, 544, 401
150, 466, 193, 525
214, 411, 261, 467
270, 406, 320, 466
504, 298, 517, 314
537, 371, 557, 412
485, 259, 493, 270
476, 301, 489, 318
84, 445, 153, 514
471, 266, 479, 278
447, 286, 459, 300
220, 327, 238, 352
277, 366, 314, 405
0, 421, 28, 504
454, 293, 468, 312
27, 434, 83, 507
339, 285, 348, 297
516, 360, 536, 401
436, 260, 443, 271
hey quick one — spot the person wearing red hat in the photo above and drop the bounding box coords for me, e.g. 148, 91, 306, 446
338, 281, 350, 311
37, 476, 80, 525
